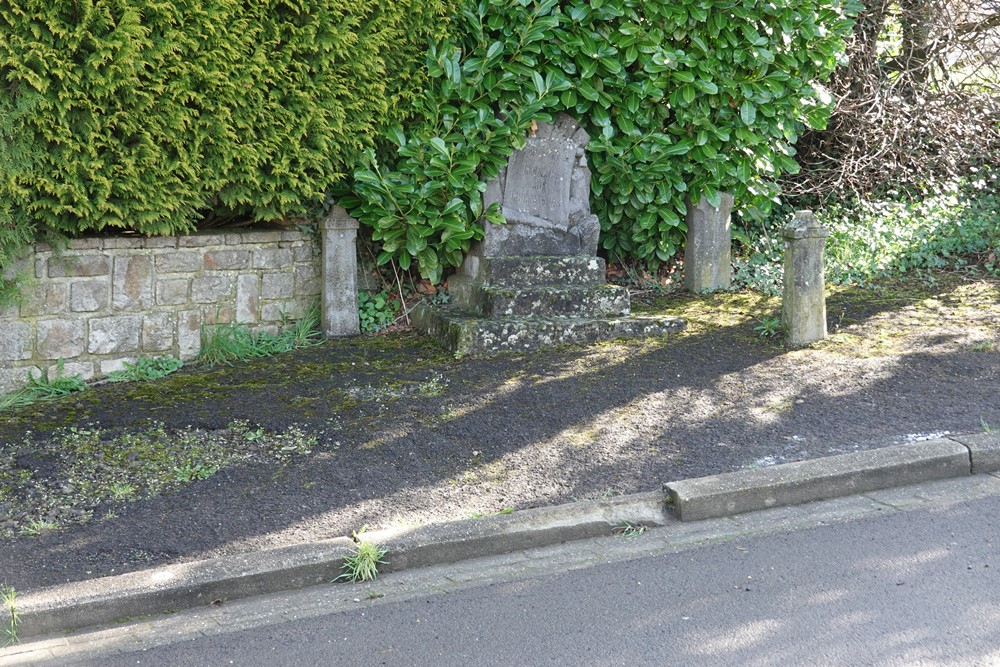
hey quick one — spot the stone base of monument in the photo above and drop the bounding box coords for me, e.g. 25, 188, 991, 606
412, 255, 686, 356
412, 114, 686, 356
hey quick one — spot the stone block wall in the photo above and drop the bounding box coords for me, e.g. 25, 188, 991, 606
0, 230, 320, 394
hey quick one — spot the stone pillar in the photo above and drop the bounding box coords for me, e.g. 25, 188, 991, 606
782, 210, 829, 348
321, 206, 360, 338
683, 193, 734, 293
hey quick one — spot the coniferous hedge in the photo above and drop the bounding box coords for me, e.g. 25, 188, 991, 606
0, 0, 454, 238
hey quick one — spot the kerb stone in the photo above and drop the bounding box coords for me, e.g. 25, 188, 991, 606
664, 439, 971, 521
951, 432, 1000, 474
16, 537, 356, 638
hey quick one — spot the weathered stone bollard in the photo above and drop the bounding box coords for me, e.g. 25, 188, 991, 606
684, 193, 735, 293
321, 206, 360, 338
782, 210, 829, 348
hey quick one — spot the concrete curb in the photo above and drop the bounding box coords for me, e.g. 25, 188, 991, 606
665, 436, 1000, 522
14, 492, 669, 639
11, 432, 1000, 641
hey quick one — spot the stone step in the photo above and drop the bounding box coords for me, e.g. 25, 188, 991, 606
412, 304, 686, 357
473, 284, 631, 319
478, 256, 607, 288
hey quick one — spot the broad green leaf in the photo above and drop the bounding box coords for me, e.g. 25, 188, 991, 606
663, 138, 693, 156
486, 41, 504, 60
429, 137, 449, 156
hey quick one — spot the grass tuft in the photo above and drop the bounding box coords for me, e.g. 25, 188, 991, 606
337, 527, 388, 583
199, 304, 322, 366
106, 356, 184, 383
0, 359, 88, 413
1, 585, 17, 647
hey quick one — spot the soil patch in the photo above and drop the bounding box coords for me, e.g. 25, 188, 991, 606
1, 273, 998, 591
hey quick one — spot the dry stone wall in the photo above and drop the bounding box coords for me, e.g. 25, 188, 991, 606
0, 230, 320, 394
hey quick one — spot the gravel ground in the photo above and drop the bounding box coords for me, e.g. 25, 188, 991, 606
1, 273, 998, 592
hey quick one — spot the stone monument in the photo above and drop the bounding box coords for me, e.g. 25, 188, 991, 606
413, 113, 685, 356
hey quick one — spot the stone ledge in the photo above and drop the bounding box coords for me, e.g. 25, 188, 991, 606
413, 304, 685, 356
475, 284, 631, 319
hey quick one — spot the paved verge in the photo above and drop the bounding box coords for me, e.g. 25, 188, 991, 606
7, 432, 1000, 642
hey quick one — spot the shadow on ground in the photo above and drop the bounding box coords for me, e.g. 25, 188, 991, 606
1, 274, 998, 590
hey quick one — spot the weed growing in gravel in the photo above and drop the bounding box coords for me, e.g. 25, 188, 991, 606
1, 585, 17, 647
231, 420, 265, 442
338, 527, 388, 583
753, 316, 782, 338
106, 356, 184, 382
417, 373, 447, 397
108, 483, 139, 501
18, 518, 58, 537
199, 304, 321, 366
358, 289, 401, 334
172, 462, 218, 484
613, 521, 648, 538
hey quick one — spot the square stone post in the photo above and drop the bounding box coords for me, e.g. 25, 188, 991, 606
321, 206, 360, 338
782, 211, 829, 348
683, 193, 734, 293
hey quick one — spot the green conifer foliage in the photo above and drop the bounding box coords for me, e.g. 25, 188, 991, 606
0, 0, 454, 238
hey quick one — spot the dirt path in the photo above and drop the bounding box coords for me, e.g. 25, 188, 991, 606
1, 274, 998, 591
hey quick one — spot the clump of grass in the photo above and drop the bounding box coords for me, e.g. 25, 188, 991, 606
1, 585, 18, 647
0, 358, 88, 412
18, 518, 58, 537
199, 304, 321, 366
106, 356, 184, 382
337, 527, 388, 583
613, 521, 648, 538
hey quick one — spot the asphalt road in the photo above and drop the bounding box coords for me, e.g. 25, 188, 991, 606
80, 493, 1000, 667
